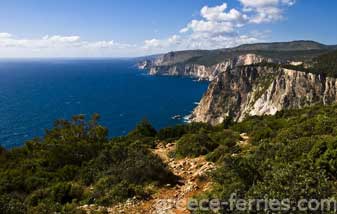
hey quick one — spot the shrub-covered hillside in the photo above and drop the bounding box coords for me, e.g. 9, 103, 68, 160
282, 50, 337, 77
2, 104, 337, 213
0, 115, 178, 214
189, 104, 337, 213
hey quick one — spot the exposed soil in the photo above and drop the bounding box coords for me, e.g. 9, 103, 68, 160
81, 133, 250, 214
81, 142, 216, 214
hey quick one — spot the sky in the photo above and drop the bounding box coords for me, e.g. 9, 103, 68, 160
0, 0, 336, 57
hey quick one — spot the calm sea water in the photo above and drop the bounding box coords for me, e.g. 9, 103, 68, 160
0, 59, 208, 149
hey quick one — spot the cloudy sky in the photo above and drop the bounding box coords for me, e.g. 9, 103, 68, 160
0, 0, 336, 57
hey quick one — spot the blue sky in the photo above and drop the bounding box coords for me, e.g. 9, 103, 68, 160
0, 0, 336, 57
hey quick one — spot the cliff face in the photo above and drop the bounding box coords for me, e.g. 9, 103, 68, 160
142, 54, 272, 81
148, 62, 227, 81
139, 42, 337, 125
190, 66, 337, 125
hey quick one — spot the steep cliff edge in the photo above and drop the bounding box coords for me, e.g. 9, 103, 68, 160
190, 66, 337, 125
138, 41, 337, 125
138, 41, 335, 80
141, 53, 272, 81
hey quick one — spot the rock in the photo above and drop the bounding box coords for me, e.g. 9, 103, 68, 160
140, 42, 337, 125
141, 51, 273, 81
190, 66, 337, 125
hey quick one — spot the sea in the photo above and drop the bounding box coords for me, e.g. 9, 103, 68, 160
0, 59, 208, 149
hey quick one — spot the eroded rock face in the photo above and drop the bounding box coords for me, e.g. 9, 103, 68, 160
148, 63, 227, 81
141, 54, 272, 81
140, 52, 337, 125
190, 67, 337, 125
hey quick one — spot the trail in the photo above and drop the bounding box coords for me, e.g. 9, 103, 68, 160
109, 142, 216, 214
82, 133, 250, 214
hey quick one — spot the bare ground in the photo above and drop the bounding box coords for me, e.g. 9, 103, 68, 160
81, 142, 216, 214
81, 133, 250, 214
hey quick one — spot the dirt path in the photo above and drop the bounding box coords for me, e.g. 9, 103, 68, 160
81, 133, 251, 213
105, 142, 216, 214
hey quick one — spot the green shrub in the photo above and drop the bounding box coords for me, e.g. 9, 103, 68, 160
175, 131, 218, 157
0, 194, 26, 214
0, 115, 178, 212
247, 161, 333, 203
49, 182, 84, 204
96, 181, 150, 206
156, 125, 186, 141
200, 104, 337, 213
128, 118, 157, 138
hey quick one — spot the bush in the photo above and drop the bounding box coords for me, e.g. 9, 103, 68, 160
129, 119, 157, 138
0, 195, 26, 214
198, 104, 337, 213
0, 115, 177, 211
96, 181, 150, 206
156, 125, 186, 141
49, 182, 84, 204
175, 131, 218, 157
247, 161, 333, 203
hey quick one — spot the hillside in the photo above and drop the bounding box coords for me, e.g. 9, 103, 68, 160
230, 40, 328, 51
1, 105, 337, 213
140, 40, 337, 68
139, 41, 337, 125
1, 41, 337, 214
194, 104, 337, 213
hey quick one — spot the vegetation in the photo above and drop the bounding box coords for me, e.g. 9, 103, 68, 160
2, 104, 337, 213
181, 40, 335, 67
0, 116, 177, 213
311, 50, 337, 77
254, 50, 337, 77
0, 115, 242, 213
173, 128, 239, 160
233, 49, 337, 80
189, 104, 337, 213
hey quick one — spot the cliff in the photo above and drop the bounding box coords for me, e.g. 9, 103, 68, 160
139, 41, 337, 125
143, 53, 272, 81
139, 41, 336, 80
190, 66, 337, 124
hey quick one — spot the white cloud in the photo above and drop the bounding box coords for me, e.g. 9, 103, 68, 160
86, 40, 134, 49
186, 31, 261, 50
239, 0, 279, 8
201, 3, 248, 24
143, 35, 183, 50
43, 35, 81, 43
168, 35, 181, 45
181, 3, 248, 35
0, 32, 12, 38
86, 40, 115, 48
0, 33, 137, 57
144, 0, 295, 52
238, 0, 295, 23
0, 0, 295, 57
182, 20, 235, 34
0, 34, 84, 48
282, 0, 296, 6
201, 3, 228, 19
144, 39, 162, 49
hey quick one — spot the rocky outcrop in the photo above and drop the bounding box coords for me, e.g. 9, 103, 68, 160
190, 66, 337, 125
148, 62, 227, 81
138, 60, 153, 69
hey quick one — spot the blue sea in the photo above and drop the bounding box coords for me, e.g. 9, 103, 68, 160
0, 59, 208, 149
